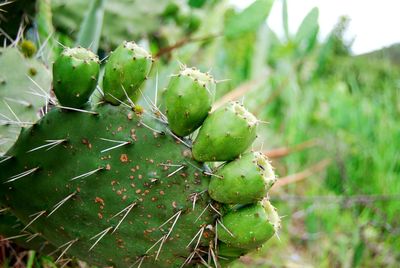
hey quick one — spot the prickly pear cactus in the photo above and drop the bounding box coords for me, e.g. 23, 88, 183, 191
0, 43, 281, 267
0, 47, 52, 154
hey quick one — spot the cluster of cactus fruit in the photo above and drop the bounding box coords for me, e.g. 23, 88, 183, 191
0, 41, 280, 267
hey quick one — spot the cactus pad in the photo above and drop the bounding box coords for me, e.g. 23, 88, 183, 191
0, 47, 51, 154
0, 105, 215, 267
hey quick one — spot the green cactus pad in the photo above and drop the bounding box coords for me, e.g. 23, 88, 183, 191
192, 101, 258, 162
0, 208, 55, 254
0, 104, 217, 267
217, 200, 280, 249
0, 47, 51, 154
103, 41, 153, 105
53, 47, 100, 108
209, 152, 276, 204
164, 67, 215, 137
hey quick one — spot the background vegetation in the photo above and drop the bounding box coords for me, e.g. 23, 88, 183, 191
1, 0, 399, 267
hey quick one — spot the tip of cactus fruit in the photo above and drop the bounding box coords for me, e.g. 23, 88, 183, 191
179, 67, 215, 86
62, 47, 99, 62
254, 152, 277, 186
262, 199, 281, 232
124, 41, 152, 59
230, 101, 258, 127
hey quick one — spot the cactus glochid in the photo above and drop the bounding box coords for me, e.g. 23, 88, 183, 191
0, 42, 280, 267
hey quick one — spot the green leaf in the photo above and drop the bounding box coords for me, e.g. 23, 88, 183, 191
75, 0, 106, 53
224, 0, 274, 39
352, 241, 365, 268
188, 0, 207, 8
282, 0, 289, 40
295, 7, 319, 54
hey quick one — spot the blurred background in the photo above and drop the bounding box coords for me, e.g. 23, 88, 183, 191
0, 0, 399, 267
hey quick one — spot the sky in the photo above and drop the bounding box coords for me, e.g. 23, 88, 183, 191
232, 0, 400, 55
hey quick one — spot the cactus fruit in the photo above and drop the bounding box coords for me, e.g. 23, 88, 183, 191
103, 41, 153, 105
53, 47, 100, 108
192, 101, 258, 162
217, 200, 280, 250
208, 152, 276, 204
0, 41, 281, 267
164, 67, 215, 137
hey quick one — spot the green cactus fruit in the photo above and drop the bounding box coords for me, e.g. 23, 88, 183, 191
53, 47, 100, 108
217, 200, 280, 249
164, 67, 215, 137
192, 101, 258, 162
209, 152, 276, 204
103, 41, 153, 105
217, 241, 248, 258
